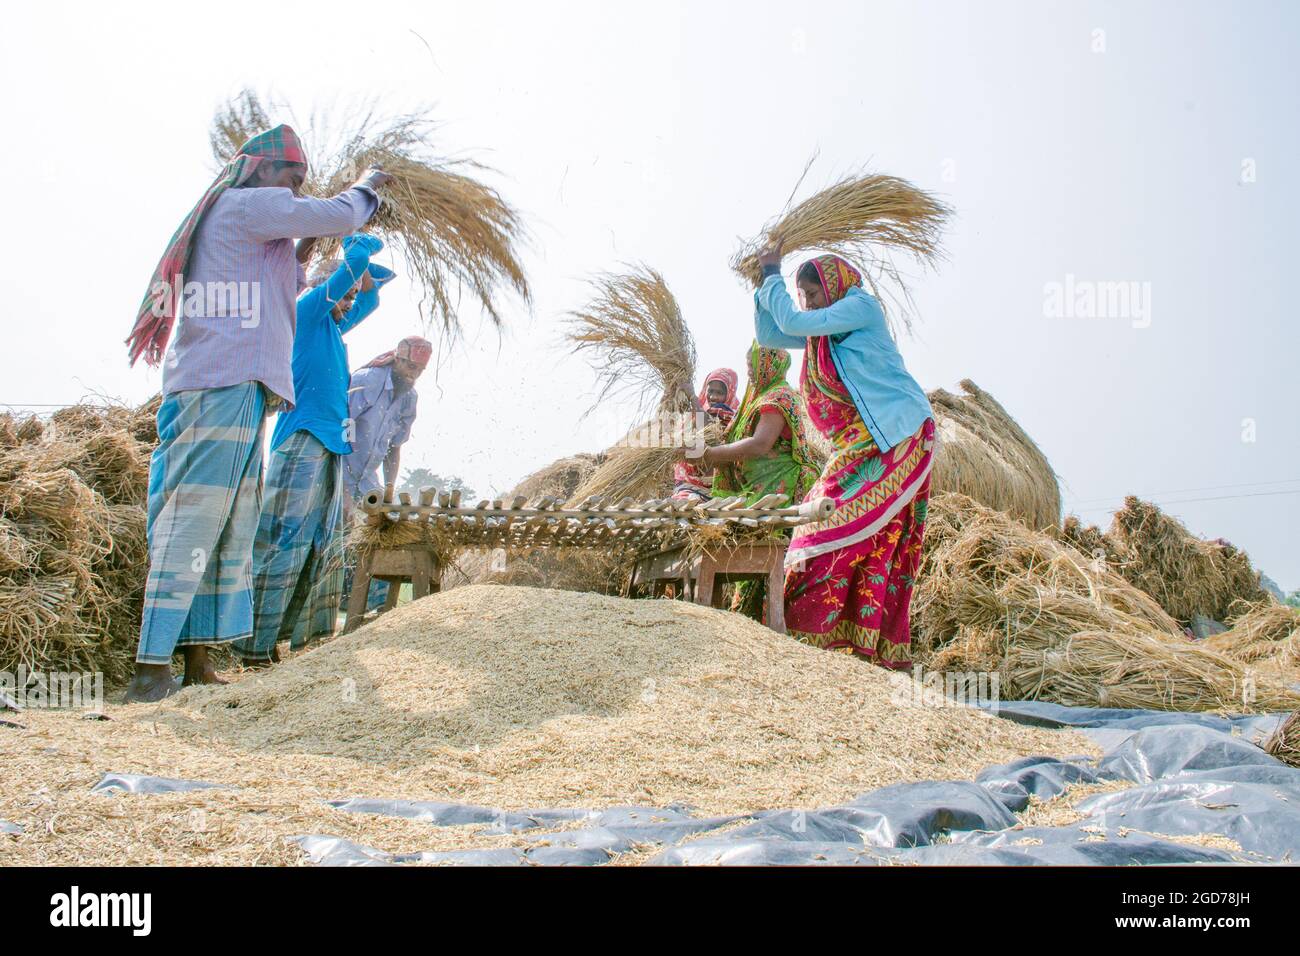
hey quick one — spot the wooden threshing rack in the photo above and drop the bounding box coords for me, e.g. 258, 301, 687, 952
346, 486, 834, 634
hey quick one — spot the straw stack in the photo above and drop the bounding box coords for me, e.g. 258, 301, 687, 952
913, 493, 1299, 712
0, 399, 158, 682
1063, 497, 1271, 625
928, 380, 1061, 531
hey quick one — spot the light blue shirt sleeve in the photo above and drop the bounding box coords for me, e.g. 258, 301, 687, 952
756, 273, 883, 337
754, 287, 807, 350
391, 392, 417, 447
347, 367, 381, 423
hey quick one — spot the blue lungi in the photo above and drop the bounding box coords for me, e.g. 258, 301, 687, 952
234, 431, 344, 661
136, 383, 267, 664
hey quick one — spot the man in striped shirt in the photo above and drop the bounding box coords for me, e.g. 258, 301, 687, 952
124, 125, 390, 703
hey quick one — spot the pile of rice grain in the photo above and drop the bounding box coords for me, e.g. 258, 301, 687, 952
149, 586, 1091, 813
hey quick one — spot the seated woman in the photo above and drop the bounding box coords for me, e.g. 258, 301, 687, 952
702, 341, 818, 507
754, 244, 935, 671
670, 367, 737, 500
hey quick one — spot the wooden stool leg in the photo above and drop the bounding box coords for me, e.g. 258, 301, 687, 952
695, 558, 717, 609
343, 553, 373, 634
767, 557, 787, 634
381, 579, 401, 611
411, 553, 434, 600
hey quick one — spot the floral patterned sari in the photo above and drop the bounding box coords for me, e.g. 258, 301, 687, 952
783, 256, 935, 669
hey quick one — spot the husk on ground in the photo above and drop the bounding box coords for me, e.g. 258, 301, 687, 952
211, 90, 531, 337
0, 399, 159, 683
0, 585, 1101, 865
928, 380, 1061, 531
913, 494, 1299, 712
732, 164, 951, 334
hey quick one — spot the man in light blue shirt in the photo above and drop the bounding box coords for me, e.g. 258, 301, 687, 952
342, 336, 431, 502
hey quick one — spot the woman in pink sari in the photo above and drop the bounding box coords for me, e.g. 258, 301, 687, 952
671, 368, 738, 500
753, 245, 935, 670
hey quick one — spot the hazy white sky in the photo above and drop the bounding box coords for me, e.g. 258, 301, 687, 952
3, 0, 1297, 589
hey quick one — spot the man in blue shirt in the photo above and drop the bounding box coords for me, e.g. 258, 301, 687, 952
233, 234, 394, 664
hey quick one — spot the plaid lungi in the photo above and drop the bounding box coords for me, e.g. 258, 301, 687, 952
234, 431, 344, 661
136, 382, 268, 664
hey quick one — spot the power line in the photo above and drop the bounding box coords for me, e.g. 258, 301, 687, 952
1070, 488, 1300, 513
1064, 477, 1300, 507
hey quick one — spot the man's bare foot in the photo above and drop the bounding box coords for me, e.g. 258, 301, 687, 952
123, 664, 181, 703
181, 647, 228, 687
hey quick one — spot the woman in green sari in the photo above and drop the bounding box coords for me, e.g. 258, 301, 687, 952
702, 342, 819, 506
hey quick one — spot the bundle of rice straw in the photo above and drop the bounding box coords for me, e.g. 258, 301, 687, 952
914, 494, 1300, 712
928, 380, 1061, 531
0, 400, 157, 683
1262, 711, 1300, 768
565, 266, 719, 505
731, 164, 951, 334
1057, 515, 1124, 568
211, 90, 531, 336
1104, 496, 1270, 624
567, 418, 725, 506
0, 414, 19, 450
566, 265, 698, 415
